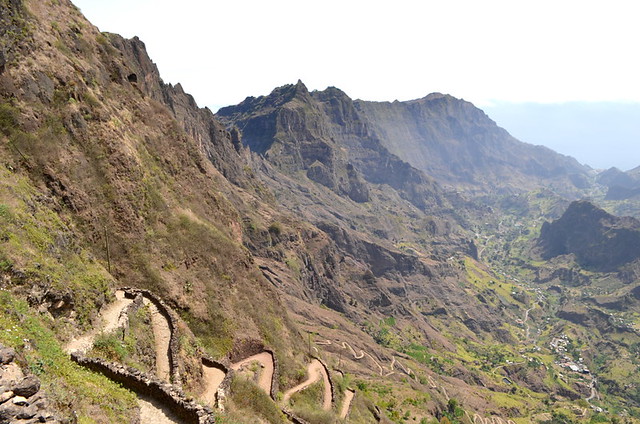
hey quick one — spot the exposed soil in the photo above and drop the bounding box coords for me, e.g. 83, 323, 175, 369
138, 396, 182, 424
339, 389, 355, 419
201, 363, 226, 406
65, 290, 132, 354
283, 359, 332, 410
230, 352, 274, 395
143, 298, 172, 382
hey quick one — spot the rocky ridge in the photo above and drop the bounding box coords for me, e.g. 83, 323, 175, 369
536, 200, 640, 272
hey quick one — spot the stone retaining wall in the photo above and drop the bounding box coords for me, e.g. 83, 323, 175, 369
201, 356, 232, 409
312, 355, 336, 408
282, 407, 312, 424
121, 287, 181, 385
71, 353, 215, 424
266, 348, 279, 400
229, 340, 279, 400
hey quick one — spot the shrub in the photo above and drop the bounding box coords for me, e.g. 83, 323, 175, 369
268, 222, 282, 236
229, 376, 286, 423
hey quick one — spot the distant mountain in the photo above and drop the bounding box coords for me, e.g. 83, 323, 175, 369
354, 94, 591, 195
597, 166, 640, 200
536, 200, 640, 272
217, 81, 456, 213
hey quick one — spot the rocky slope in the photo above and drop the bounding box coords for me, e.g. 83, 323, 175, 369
1, 0, 638, 423
536, 200, 640, 272
354, 94, 591, 195
597, 166, 640, 200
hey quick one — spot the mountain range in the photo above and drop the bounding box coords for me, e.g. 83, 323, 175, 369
0, 1, 638, 424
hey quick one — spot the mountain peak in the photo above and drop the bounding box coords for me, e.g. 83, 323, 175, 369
536, 200, 640, 271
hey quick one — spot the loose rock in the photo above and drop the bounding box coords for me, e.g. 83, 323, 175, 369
14, 376, 41, 398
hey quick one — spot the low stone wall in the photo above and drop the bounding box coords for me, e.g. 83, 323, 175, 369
121, 287, 181, 385
266, 348, 279, 400
312, 355, 336, 408
229, 340, 279, 400
282, 407, 312, 424
71, 353, 215, 424
201, 355, 233, 408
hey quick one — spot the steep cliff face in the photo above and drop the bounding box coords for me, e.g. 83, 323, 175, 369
354, 94, 590, 195
5, 1, 634, 422
218, 82, 454, 211
218, 82, 525, 352
536, 200, 640, 271
0, 1, 311, 417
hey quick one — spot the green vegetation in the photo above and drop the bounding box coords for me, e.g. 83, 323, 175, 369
0, 291, 137, 422
0, 167, 113, 327
229, 376, 286, 424
90, 305, 155, 373
289, 379, 335, 424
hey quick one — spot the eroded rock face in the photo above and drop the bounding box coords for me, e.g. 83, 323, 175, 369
535, 200, 640, 272
354, 93, 589, 196
0, 344, 62, 423
217, 81, 450, 212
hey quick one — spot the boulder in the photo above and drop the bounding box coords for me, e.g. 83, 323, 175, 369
14, 375, 40, 398
0, 346, 15, 365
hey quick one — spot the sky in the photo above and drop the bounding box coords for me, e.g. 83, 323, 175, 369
72, 0, 640, 170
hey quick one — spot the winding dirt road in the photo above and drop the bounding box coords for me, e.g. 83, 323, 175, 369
283, 359, 332, 410
231, 352, 274, 395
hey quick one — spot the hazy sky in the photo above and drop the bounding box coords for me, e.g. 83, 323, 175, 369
72, 0, 640, 169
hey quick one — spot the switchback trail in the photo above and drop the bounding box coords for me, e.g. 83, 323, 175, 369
283, 359, 332, 410
65, 290, 132, 354
231, 352, 274, 394
339, 389, 355, 419
66, 290, 181, 424
143, 297, 172, 382
201, 364, 226, 406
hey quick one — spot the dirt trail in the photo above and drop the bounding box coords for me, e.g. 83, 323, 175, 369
201, 363, 227, 406
143, 298, 172, 382
283, 359, 332, 410
317, 339, 384, 375
231, 352, 274, 394
65, 290, 180, 424
138, 396, 182, 424
65, 290, 132, 354
523, 307, 533, 341
586, 377, 598, 402
339, 389, 355, 419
